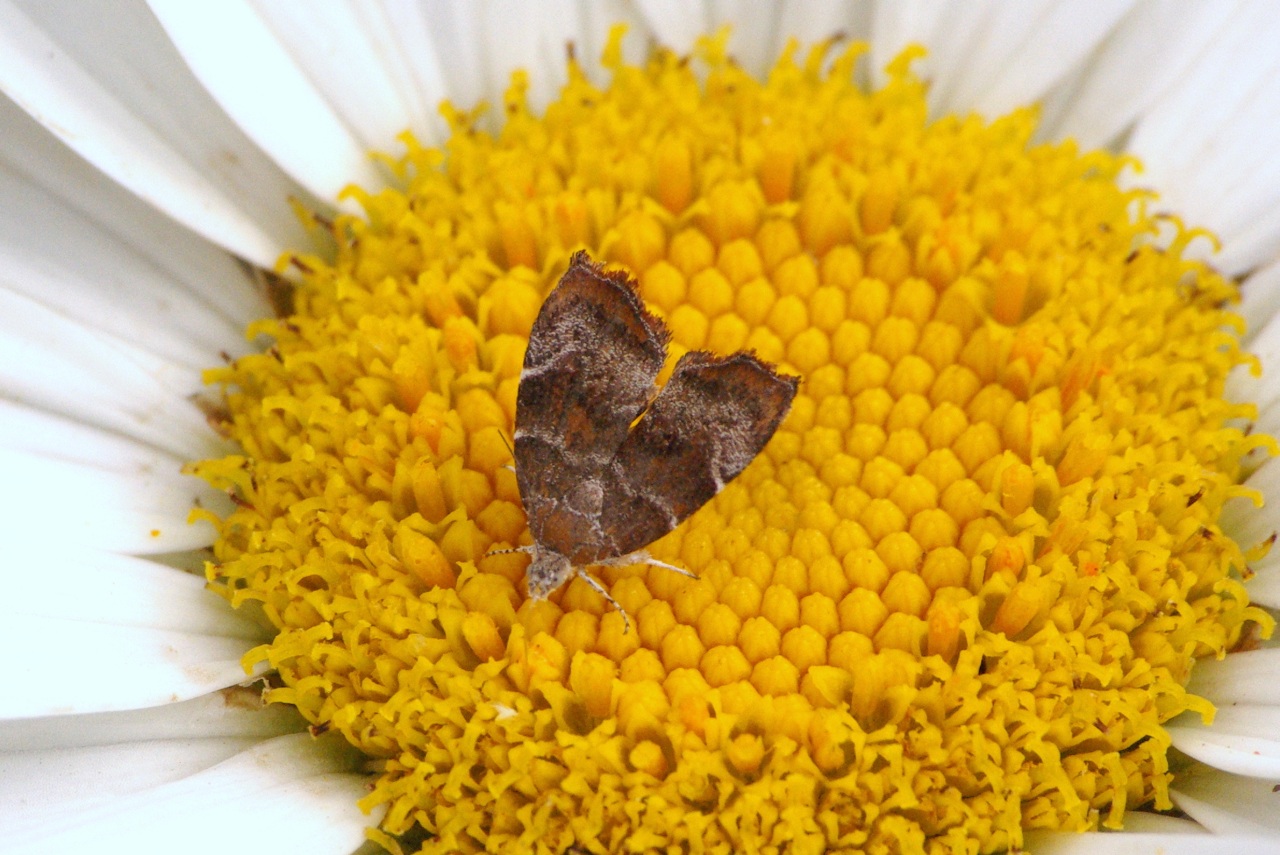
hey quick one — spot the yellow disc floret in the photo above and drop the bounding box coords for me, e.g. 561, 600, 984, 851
193, 28, 1274, 855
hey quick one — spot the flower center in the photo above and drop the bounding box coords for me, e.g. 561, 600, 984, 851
194, 28, 1272, 854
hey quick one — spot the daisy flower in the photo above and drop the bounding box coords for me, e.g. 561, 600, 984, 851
2, 2, 1280, 853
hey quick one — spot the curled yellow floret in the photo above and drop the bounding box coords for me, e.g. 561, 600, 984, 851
193, 27, 1273, 855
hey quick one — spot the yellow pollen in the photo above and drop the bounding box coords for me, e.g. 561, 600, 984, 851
192, 28, 1274, 855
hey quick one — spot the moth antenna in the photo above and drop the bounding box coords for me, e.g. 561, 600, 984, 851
573, 567, 633, 634
497, 430, 518, 473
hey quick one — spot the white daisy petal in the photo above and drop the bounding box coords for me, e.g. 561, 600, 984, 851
5, 732, 376, 855
0, 1, 314, 269
0, 292, 222, 458
0, 685, 298, 751
777, 0, 870, 57
466, 0, 593, 116
1227, 263, 1280, 434
6, 548, 260, 640
634, 0, 713, 62
868, 0, 1134, 118
6, 737, 266, 823
870, 1, 1026, 110
245, 1, 435, 152
1, 613, 260, 720
0, 546, 261, 718
0, 159, 252, 370
1026, 812, 1276, 854
0, 96, 268, 344
1029, 831, 1274, 855
1220, 457, 1279, 553
0, 399, 224, 480
1245, 550, 1280, 609
0, 687, 301, 828
955, 2, 1136, 120
706, 0, 783, 77
1168, 706, 1280, 778
1044, 0, 1242, 149
147, 0, 384, 206
0, 425, 228, 555
575, 0, 654, 81
1187, 648, 1280, 706
253, 0, 647, 151
399, 0, 492, 122
1215, 206, 1280, 280
1124, 4, 1280, 273
370, 0, 453, 146
1171, 766, 1280, 835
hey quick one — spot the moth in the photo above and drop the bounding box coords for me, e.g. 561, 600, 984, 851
511, 251, 799, 631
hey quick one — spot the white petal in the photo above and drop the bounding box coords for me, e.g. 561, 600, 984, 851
576, 0, 658, 81
706, 0, 784, 77
1219, 456, 1279, 553
0, 612, 262, 719
248, 0, 440, 148
0, 293, 219, 459
0, 546, 263, 718
1029, 831, 1274, 855
0, 2, 312, 268
0, 96, 268, 340
1245, 539, 1280, 608
0, 433, 229, 555
871, 1, 1012, 110
6, 732, 376, 855
1171, 766, 1280, 835
634, 0, 714, 61
4, 547, 260, 640
1124, 3, 1280, 274
1044, 0, 1243, 149
957, 2, 1135, 120
0, 399, 223, 478
0, 685, 298, 750
1169, 706, 1280, 778
148, 0, 384, 205
0, 688, 303, 829
0, 155, 256, 371
1227, 261, 1280, 431
452, 0, 597, 116
1187, 648, 1280, 705
5, 737, 264, 823
1089, 813, 1206, 834
636, 0, 865, 82
1026, 813, 1276, 855
270, 0, 641, 142
868, 0, 1133, 119
777, 1, 872, 59
398, 0, 492, 122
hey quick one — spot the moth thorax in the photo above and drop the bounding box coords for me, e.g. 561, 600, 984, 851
526, 548, 574, 600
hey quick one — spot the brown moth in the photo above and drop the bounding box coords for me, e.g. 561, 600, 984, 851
512, 251, 799, 631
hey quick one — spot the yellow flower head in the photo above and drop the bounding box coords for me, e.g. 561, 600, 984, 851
193, 28, 1273, 855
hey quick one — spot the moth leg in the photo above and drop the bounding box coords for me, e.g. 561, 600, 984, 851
486, 545, 533, 557
601, 550, 698, 581
573, 567, 633, 635
641, 555, 698, 580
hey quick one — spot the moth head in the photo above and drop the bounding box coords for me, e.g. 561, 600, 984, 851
525, 548, 574, 600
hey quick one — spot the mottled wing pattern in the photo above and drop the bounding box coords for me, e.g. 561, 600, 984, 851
592, 350, 800, 559
514, 251, 669, 557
